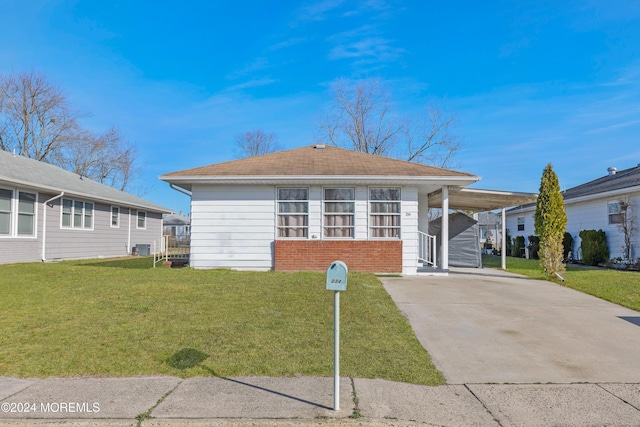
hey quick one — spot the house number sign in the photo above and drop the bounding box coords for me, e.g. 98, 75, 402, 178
326, 261, 347, 291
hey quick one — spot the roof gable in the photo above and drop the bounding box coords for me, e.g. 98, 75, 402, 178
162, 145, 477, 179
0, 150, 170, 212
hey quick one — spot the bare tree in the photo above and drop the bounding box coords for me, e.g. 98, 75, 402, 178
0, 71, 140, 191
316, 78, 461, 168
404, 102, 461, 167
234, 129, 281, 158
0, 71, 80, 160
317, 79, 402, 157
616, 198, 636, 262
53, 127, 139, 191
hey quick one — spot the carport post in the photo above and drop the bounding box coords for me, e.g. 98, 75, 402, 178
501, 207, 506, 269
441, 186, 449, 271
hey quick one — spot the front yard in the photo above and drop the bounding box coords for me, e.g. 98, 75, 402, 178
0, 257, 444, 385
483, 255, 640, 312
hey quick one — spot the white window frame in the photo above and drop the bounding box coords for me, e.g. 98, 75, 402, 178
323, 187, 355, 239
608, 202, 624, 225
0, 187, 37, 238
517, 216, 525, 231
61, 198, 94, 230
276, 187, 309, 239
111, 206, 120, 228
137, 210, 147, 230
369, 187, 401, 239
0, 187, 13, 237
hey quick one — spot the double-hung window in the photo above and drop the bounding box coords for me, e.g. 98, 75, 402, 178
17, 192, 36, 235
517, 217, 525, 231
61, 199, 93, 229
369, 187, 401, 238
608, 202, 624, 225
0, 188, 12, 235
137, 211, 146, 229
0, 188, 36, 237
324, 188, 354, 238
111, 206, 120, 227
277, 188, 308, 238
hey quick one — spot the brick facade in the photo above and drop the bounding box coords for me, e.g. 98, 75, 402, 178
274, 240, 402, 273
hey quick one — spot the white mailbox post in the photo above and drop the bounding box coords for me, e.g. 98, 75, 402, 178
326, 261, 347, 411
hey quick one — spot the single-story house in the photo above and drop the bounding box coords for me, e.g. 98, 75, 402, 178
477, 211, 502, 252
163, 212, 191, 242
0, 150, 171, 264
506, 164, 640, 261
161, 145, 536, 275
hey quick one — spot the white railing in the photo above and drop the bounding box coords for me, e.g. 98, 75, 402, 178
153, 235, 169, 268
153, 235, 190, 268
418, 231, 437, 268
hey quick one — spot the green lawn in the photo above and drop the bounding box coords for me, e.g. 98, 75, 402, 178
0, 257, 444, 385
483, 255, 640, 312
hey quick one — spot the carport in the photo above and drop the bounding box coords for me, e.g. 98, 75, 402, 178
427, 187, 537, 270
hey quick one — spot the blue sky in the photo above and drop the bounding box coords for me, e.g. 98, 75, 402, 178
1, 0, 639, 214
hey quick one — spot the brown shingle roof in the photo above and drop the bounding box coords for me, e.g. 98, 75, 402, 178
163, 145, 476, 178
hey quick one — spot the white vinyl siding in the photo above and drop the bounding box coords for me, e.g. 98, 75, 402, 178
188, 184, 422, 274
190, 185, 275, 270
400, 186, 419, 275
507, 192, 640, 262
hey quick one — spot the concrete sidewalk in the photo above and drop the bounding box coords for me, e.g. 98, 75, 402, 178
2, 376, 640, 426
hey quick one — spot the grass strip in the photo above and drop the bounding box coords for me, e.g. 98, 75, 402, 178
483, 255, 640, 312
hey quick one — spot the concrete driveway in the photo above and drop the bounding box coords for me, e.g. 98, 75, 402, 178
380, 268, 640, 384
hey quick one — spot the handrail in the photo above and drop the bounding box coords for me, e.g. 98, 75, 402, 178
418, 231, 437, 268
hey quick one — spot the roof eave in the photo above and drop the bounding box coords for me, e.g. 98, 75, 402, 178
563, 185, 640, 204
0, 176, 171, 213
160, 174, 480, 187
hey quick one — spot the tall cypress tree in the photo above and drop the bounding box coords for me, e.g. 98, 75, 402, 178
534, 164, 567, 276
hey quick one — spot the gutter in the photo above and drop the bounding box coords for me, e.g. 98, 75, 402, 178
42, 192, 64, 262
169, 183, 192, 197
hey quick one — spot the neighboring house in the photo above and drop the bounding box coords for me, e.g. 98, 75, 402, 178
163, 212, 191, 242
0, 150, 171, 264
477, 211, 502, 252
161, 145, 536, 274
506, 164, 640, 261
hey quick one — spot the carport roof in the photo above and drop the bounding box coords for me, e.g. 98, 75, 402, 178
428, 187, 538, 212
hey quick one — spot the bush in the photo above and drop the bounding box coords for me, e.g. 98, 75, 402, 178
505, 230, 512, 256
528, 235, 540, 259
579, 229, 609, 266
563, 232, 574, 259
513, 236, 525, 257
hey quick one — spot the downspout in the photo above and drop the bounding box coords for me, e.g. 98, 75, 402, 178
127, 208, 131, 254
42, 192, 64, 262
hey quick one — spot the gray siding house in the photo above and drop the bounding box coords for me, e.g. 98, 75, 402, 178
0, 150, 171, 264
